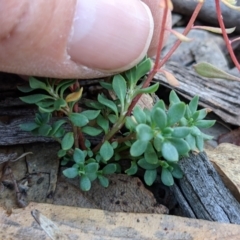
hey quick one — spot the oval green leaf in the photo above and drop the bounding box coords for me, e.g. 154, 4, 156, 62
49, 120, 66, 136
63, 167, 79, 178
82, 126, 103, 136
98, 94, 118, 116
172, 127, 191, 138
61, 132, 74, 150
161, 168, 174, 186
169, 138, 190, 155
169, 90, 181, 104
134, 82, 159, 96
100, 141, 114, 161
57, 149, 66, 158
112, 74, 127, 109
38, 124, 52, 136
97, 114, 109, 134
29, 77, 47, 90
152, 108, 167, 130
73, 148, 85, 164
125, 162, 138, 175
81, 110, 101, 120
102, 163, 117, 175
20, 94, 53, 104
69, 113, 89, 127
133, 106, 146, 124
194, 62, 240, 81
189, 96, 199, 114
144, 169, 157, 186
167, 102, 186, 126
162, 141, 179, 162
144, 142, 158, 164
195, 120, 215, 128
54, 98, 67, 110
138, 158, 159, 170
84, 163, 99, 173
170, 163, 183, 179
20, 122, 39, 132
136, 124, 153, 141
130, 140, 148, 157
98, 175, 109, 188
80, 175, 91, 191
153, 134, 164, 152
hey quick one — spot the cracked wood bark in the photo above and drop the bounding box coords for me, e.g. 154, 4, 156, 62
0, 116, 100, 146
153, 61, 240, 125
170, 152, 240, 224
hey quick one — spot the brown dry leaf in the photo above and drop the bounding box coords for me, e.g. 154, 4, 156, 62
1, 202, 240, 240
159, 69, 180, 87
206, 143, 240, 202
65, 87, 83, 103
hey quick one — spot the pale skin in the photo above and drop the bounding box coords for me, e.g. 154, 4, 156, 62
0, 0, 171, 79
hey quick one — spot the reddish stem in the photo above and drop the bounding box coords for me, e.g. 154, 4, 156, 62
78, 129, 87, 150
158, 1, 203, 68
126, 0, 203, 116
126, 0, 169, 115
69, 80, 86, 150
215, 0, 240, 71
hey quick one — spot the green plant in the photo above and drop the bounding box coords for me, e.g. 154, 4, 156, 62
18, 57, 214, 191
19, 0, 240, 191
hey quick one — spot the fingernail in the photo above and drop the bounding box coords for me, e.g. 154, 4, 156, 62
67, 0, 153, 72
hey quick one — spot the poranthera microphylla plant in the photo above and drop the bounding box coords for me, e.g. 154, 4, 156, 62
19, 0, 240, 191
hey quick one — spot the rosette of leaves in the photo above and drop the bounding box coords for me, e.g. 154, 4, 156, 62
84, 57, 159, 126
18, 77, 104, 138
124, 90, 215, 186
62, 148, 117, 191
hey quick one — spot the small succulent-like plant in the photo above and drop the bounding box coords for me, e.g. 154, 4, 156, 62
18, 57, 215, 191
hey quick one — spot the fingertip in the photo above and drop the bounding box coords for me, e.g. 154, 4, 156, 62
67, 0, 154, 72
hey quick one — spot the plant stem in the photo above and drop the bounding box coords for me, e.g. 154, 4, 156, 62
78, 128, 87, 150
126, 0, 169, 115
52, 136, 62, 145
72, 124, 79, 149
126, 1, 203, 116
113, 132, 136, 144
91, 0, 205, 152
92, 115, 125, 153
158, 1, 203, 68
215, 0, 240, 71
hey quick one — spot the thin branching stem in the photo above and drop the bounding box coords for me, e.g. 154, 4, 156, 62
78, 128, 87, 150
126, 0, 169, 115
72, 124, 80, 149
158, 1, 204, 68
92, 115, 125, 153
215, 0, 240, 71
126, 0, 204, 116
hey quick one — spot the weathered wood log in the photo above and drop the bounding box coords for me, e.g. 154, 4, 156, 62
153, 61, 240, 125
170, 152, 240, 224
0, 116, 100, 146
